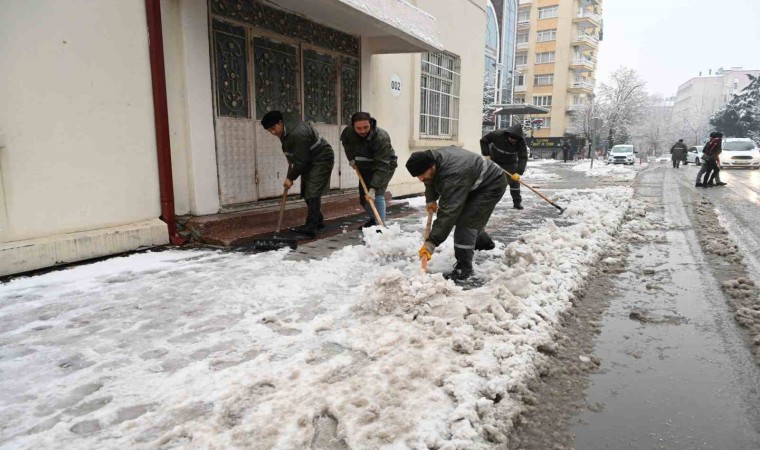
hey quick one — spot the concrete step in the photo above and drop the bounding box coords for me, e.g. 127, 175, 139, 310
181, 191, 402, 247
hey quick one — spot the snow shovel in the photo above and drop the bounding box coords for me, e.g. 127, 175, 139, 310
502, 169, 566, 214
354, 167, 385, 227
247, 187, 298, 251
421, 209, 433, 272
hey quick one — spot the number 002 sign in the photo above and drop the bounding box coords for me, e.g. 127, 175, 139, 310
390, 74, 402, 97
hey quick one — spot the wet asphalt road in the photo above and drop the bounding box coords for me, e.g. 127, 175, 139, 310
569, 164, 760, 449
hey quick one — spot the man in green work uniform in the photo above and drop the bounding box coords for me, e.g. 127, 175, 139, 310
261, 110, 335, 238
340, 112, 398, 228
407, 146, 507, 281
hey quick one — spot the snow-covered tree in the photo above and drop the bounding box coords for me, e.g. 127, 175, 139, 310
482, 73, 498, 129
710, 74, 760, 142
567, 100, 596, 143
635, 95, 678, 155
596, 67, 649, 148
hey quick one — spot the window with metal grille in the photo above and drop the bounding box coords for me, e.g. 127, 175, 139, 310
536, 29, 556, 42
534, 74, 554, 85
420, 51, 461, 139
538, 6, 558, 19
535, 51, 555, 64
532, 95, 552, 106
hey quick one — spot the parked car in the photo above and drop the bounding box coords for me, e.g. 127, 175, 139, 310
655, 154, 670, 162
684, 146, 702, 165
606, 145, 636, 165
719, 138, 760, 169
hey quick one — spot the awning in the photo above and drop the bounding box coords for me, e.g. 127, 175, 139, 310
493, 104, 550, 115
270, 0, 443, 54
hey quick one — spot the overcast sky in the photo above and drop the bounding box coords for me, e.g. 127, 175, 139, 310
595, 0, 760, 97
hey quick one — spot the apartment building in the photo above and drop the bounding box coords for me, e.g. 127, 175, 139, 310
672, 67, 760, 144
513, 0, 602, 140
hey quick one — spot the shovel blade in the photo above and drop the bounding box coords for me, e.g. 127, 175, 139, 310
247, 237, 298, 252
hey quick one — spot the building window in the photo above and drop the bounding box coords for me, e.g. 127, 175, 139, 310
532, 95, 552, 106
514, 96, 525, 104
538, 6, 559, 19
536, 29, 557, 42
518, 8, 530, 22
515, 53, 528, 65
420, 51, 461, 139
516, 32, 529, 44
534, 74, 554, 85
535, 52, 555, 64
515, 74, 525, 86
537, 116, 551, 127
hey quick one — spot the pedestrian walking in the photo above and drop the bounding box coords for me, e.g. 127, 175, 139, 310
340, 112, 398, 229
696, 132, 723, 188
670, 139, 688, 168
406, 146, 507, 281
479, 123, 529, 209
261, 110, 335, 237
562, 139, 571, 162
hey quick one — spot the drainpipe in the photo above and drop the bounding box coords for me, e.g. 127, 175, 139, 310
145, 0, 184, 245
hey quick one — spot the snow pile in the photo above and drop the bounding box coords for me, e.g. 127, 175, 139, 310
0, 187, 636, 449
570, 161, 637, 180
524, 166, 561, 182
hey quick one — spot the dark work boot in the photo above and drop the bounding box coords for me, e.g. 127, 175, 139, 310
358, 218, 376, 230
446, 247, 474, 280
289, 224, 316, 238
291, 198, 320, 238
474, 231, 495, 251
513, 202, 524, 210
444, 261, 473, 281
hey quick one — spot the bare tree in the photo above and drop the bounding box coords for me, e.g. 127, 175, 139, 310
596, 67, 649, 148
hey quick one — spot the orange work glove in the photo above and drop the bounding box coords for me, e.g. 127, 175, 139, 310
426, 202, 438, 213
419, 241, 436, 261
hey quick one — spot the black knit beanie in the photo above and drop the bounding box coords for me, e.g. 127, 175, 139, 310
406, 151, 435, 177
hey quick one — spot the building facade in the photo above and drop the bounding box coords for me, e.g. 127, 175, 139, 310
673, 67, 760, 144
0, 0, 491, 276
513, 0, 602, 140
482, 0, 519, 132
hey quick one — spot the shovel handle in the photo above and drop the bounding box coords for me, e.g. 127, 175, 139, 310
422, 209, 434, 272
503, 169, 565, 213
276, 187, 289, 233
354, 166, 385, 227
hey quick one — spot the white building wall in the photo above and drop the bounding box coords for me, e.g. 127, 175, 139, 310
373, 0, 488, 197
0, 1, 168, 275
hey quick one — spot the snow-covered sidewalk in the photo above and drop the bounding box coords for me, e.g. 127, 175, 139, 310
1, 186, 633, 449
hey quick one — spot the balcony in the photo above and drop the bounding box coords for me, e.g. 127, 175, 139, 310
573, 11, 602, 27
518, 0, 533, 4
566, 103, 585, 112
571, 33, 599, 49
516, 41, 529, 50
569, 80, 594, 92
514, 84, 526, 93
570, 58, 595, 71
517, 19, 531, 30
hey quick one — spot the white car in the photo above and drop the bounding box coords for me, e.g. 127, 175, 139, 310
655, 154, 670, 162
684, 146, 702, 165
606, 145, 636, 165
719, 138, 760, 169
